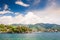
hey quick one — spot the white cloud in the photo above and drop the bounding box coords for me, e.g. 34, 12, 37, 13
15, 0, 30, 7
0, 0, 60, 25
0, 16, 13, 24
0, 14, 23, 24
32, 10, 60, 24
0, 10, 13, 14
30, 0, 60, 24
0, 4, 13, 14
14, 12, 21, 16
0, 12, 41, 24
21, 12, 41, 24
0, 11, 60, 25
4, 4, 8, 10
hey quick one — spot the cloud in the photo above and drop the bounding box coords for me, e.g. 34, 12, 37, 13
0, 16, 13, 24
15, 0, 30, 7
30, 0, 60, 24
33, 0, 40, 6
21, 12, 41, 24
14, 12, 21, 16
0, 14, 23, 24
0, 11, 60, 25
0, 0, 60, 25
46, 0, 58, 9
31, 10, 60, 24
4, 4, 8, 10
0, 12, 41, 24
0, 10, 13, 14
0, 4, 13, 14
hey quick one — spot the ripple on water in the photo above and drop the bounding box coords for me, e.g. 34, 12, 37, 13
0, 32, 60, 40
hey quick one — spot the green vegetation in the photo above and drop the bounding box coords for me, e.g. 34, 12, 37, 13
0, 24, 32, 33
0, 23, 60, 33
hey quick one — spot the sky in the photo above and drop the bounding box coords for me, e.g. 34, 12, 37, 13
0, 0, 60, 25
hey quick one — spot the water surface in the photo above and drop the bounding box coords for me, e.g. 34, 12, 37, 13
0, 32, 60, 40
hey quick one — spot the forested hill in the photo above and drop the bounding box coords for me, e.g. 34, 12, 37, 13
12, 23, 60, 28
0, 23, 60, 33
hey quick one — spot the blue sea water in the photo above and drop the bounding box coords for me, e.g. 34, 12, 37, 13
0, 32, 60, 40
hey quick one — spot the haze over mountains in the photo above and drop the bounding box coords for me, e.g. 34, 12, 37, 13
12, 23, 60, 29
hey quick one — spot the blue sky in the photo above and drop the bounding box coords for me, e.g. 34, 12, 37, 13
0, 0, 47, 14
0, 0, 60, 24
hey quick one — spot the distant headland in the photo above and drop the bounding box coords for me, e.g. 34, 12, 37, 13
0, 23, 60, 33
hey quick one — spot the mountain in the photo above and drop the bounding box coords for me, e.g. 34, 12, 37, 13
12, 23, 60, 29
